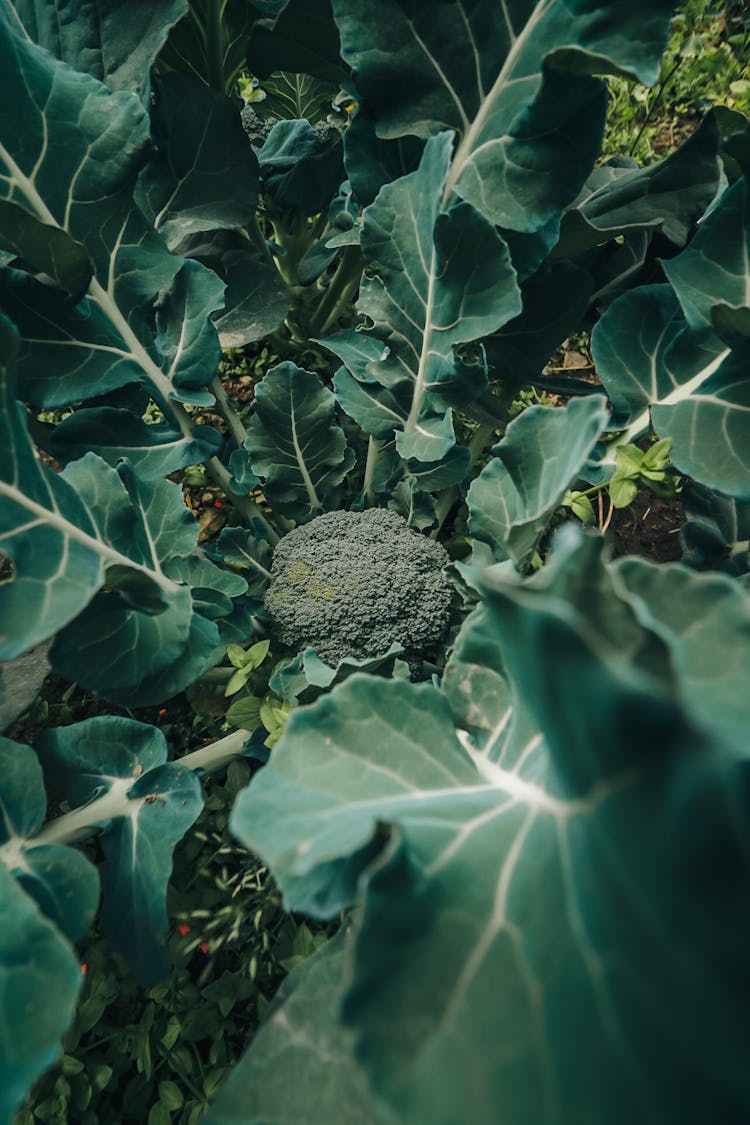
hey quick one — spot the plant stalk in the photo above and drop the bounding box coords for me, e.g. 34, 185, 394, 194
308, 246, 362, 339
205, 0, 226, 93
205, 456, 280, 544
210, 375, 248, 449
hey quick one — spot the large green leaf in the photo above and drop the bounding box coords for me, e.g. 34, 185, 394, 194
258, 119, 344, 214
46, 459, 247, 704
614, 557, 750, 749
0, 15, 227, 458
483, 261, 593, 386
248, 0, 346, 84
215, 526, 274, 598
204, 933, 385, 1125
552, 114, 721, 258
50, 408, 223, 481
38, 717, 204, 985
232, 532, 750, 1125
662, 175, 750, 332
332, 0, 676, 232
0, 736, 99, 943
591, 284, 750, 496
467, 397, 609, 568
0, 312, 104, 659
0, 864, 83, 1125
330, 133, 520, 462
680, 481, 750, 576
7, 0, 187, 97
239, 362, 355, 521
0, 200, 91, 296
137, 72, 260, 251
158, 0, 256, 93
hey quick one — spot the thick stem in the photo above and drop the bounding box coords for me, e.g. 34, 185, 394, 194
248, 213, 278, 272
308, 246, 362, 339
205, 0, 226, 93
210, 376, 248, 449
431, 485, 460, 538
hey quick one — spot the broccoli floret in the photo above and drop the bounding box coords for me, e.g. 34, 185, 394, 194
241, 104, 275, 149
264, 508, 452, 667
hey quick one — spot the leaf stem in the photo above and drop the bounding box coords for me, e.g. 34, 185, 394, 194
205, 0, 227, 93
7, 731, 250, 854
210, 376, 248, 448
308, 246, 362, 339
205, 456, 280, 544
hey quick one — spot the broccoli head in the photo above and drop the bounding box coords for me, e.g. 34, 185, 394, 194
264, 508, 453, 667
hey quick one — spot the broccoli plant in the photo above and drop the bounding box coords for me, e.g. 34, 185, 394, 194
1, 0, 750, 1123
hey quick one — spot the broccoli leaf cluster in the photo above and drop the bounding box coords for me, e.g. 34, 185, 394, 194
264, 508, 453, 667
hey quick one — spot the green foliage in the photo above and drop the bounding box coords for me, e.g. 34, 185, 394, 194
605, 1, 750, 161
22, 761, 327, 1124
1, 0, 750, 1121
229, 531, 750, 1125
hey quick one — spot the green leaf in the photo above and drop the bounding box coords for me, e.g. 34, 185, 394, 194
269, 644, 403, 705
137, 72, 260, 251
226, 695, 263, 730
565, 491, 596, 525
333, 0, 676, 232
0, 200, 91, 296
662, 176, 750, 332
248, 0, 346, 84
204, 933, 381, 1125
217, 527, 274, 597
50, 408, 222, 480
183, 230, 290, 349
0, 864, 83, 1125
225, 667, 252, 696
591, 284, 750, 497
680, 481, 750, 576
0, 313, 104, 659
343, 97, 423, 207
590, 284, 723, 426
160, 0, 257, 94
254, 71, 339, 125
468, 397, 609, 568
336, 133, 520, 459
242, 362, 355, 521
608, 474, 639, 508
553, 113, 721, 257
37, 717, 204, 985
0, 18, 227, 429
9, 0, 187, 98
0, 735, 100, 942
45, 459, 245, 705
483, 262, 593, 386
258, 119, 344, 215
615, 557, 750, 749
158, 1080, 184, 1112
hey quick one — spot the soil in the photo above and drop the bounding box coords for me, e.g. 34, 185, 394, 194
606, 489, 684, 563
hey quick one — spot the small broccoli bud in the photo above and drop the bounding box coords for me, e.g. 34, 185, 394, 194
241, 105, 275, 149
264, 509, 453, 668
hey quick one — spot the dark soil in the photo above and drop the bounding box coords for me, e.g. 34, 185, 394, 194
606, 489, 684, 563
